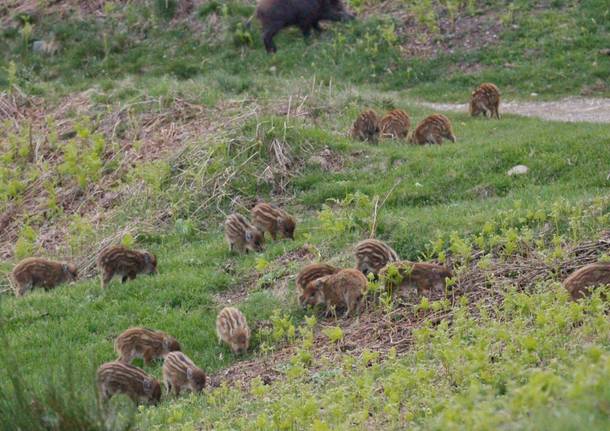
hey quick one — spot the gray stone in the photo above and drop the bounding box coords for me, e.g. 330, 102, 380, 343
507, 165, 529, 176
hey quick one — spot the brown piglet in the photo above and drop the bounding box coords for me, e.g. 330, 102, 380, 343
162, 351, 206, 396
380, 109, 411, 139
354, 239, 399, 277
350, 110, 380, 143
96, 246, 157, 289
96, 361, 161, 405
216, 307, 251, 355
563, 262, 610, 300
379, 261, 452, 298
410, 114, 456, 145
300, 268, 367, 317
296, 263, 340, 297
470, 83, 501, 119
224, 213, 264, 253
9, 257, 77, 297
115, 327, 181, 365
251, 202, 296, 240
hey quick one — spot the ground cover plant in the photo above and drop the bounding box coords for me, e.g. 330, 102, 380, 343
0, 0, 609, 429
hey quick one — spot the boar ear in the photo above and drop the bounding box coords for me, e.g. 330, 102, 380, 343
245, 231, 253, 242
187, 367, 193, 380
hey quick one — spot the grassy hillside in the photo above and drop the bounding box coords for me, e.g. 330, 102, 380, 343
1, 0, 610, 429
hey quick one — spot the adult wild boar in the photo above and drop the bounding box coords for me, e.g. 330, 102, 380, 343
256, 0, 355, 53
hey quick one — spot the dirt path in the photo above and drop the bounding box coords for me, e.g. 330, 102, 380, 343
420, 97, 610, 123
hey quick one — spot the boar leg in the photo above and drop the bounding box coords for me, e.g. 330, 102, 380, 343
263, 24, 281, 53
313, 21, 323, 33
101, 271, 113, 289
143, 349, 154, 365
300, 23, 312, 39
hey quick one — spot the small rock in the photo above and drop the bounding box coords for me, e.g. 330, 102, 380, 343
507, 165, 529, 176
32, 40, 45, 53
530, 92, 538, 97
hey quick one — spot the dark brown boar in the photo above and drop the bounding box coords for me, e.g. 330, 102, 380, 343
256, 0, 355, 53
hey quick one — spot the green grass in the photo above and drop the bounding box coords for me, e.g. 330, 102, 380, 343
139, 285, 610, 430
1, 0, 610, 429
0, 1, 608, 100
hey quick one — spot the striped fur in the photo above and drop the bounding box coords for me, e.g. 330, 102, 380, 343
410, 114, 456, 145
379, 261, 452, 297
380, 109, 411, 139
96, 245, 157, 289
251, 202, 296, 240
296, 263, 339, 294
10, 257, 77, 297
216, 307, 250, 354
350, 110, 380, 143
470, 83, 500, 119
115, 327, 181, 365
163, 351, 206, 395
563, 262, 610, 301
224, 213, 264, 253
354, 239, 399, 276
300, 269, 367, 317
96, 361, 161, 405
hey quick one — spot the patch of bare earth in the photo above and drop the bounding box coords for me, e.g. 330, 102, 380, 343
214, 245, 317, 306
421, 97, 610, 123
0, 0, 202, 26
363, 2, 503, 59
210, 232, 610, 388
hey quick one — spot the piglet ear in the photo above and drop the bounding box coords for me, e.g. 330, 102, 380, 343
143, 379, 152, 393
163, 338, 170, 350
245, 231, 253, 241
187, 368, 193, 380
276, 217, 283, 227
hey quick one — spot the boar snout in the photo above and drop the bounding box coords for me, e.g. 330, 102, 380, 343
323, 9, 354, 22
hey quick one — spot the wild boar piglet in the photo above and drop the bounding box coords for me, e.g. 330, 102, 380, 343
97, 246, 157, 289
10, 257, 77, 297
